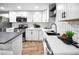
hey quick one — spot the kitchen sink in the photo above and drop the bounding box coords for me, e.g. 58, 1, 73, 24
45, 30, 59, 35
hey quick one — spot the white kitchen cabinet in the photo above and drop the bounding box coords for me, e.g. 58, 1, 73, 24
0, 40, 13, 55
0, 34, 22, 55
38, 29, 43, 40
56, 3, 66, 21
32, 29, 39, 40
9, 11, 48, 22
9, 11, 16, 22
27, 12, 33, 22
12, 34, 22, 55
26, 29, 43, 40
26, 29, 32, 40
33, 12, 42, 22
65, 3, 79, 20
42, 10, 48, 22
26, 29, 39, 40
56, 3, 79, 21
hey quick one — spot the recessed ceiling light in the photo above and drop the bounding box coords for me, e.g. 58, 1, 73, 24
17, 6, 21, 9
0, 6, 5, 10
35, 6, 39, 9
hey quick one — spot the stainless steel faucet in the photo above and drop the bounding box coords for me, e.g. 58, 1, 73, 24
50, 23, 57, 32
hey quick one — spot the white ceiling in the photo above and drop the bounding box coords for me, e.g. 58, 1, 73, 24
0, 3, 49, 11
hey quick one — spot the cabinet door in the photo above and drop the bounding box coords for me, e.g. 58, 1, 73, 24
38, 29, 43, 40
26, 29, 32, 40
32, 29, 38, 40
12, 34, 22, 55
65, 3, 79, 20
57, 3, 79, 21
33, 12, 42, 22
27, 12, 33, 22
42, 10, 48, 22
9, 11, 16, 22
56, 3, 66, 21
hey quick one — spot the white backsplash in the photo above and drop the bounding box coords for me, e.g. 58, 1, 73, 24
12, 22, 49, 28
71, 24, 79, 43
56, 21, 79, 43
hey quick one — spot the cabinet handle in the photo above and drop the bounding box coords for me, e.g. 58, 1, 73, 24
31, 31, 32, 34
62, 11, 66, 18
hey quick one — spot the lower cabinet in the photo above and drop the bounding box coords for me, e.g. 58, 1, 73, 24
26, 29, 43, 40
38, 29, 43, 40
0, 34, 22, 55
26, 29, 32, 40
32, 29, 39, 40
0, 41, 13, 55
12, 34, 22, 55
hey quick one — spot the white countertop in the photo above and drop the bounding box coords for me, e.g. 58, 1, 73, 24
42, 29, 79, 55
47, 36, 79, 55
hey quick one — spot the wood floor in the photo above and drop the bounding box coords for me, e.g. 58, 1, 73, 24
22, 40, 44, 55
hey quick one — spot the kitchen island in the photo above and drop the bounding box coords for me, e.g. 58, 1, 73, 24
0, 30, 25, 55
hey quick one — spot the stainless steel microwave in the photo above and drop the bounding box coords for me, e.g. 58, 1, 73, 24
16, 17, 27, 22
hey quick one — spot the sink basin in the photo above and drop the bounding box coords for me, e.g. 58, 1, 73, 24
45, 30, 59, 35
46, 32, 59, 35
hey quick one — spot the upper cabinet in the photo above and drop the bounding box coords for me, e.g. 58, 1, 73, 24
42, 9, 49, 22
56, 3, 79, 21
9, 10, 49, 22
66, 4, 79, 20
9, 11, 27, 22
33, 12, 42, 22
9, 11, 16, 22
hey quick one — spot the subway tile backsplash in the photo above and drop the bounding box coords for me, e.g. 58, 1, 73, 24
12, 22, 49, 28
57, 22, 79, 43
70, 24, 79, 43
